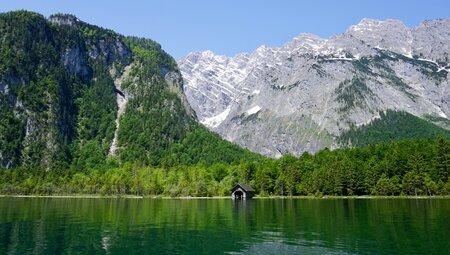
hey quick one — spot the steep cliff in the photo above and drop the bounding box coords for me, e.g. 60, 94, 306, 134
179, 18, 450, 157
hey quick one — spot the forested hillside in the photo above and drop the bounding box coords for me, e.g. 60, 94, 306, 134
0, 11, 258, 172
339, 110, 450, 147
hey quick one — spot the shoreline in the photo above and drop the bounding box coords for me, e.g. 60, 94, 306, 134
0, 194, 449, 199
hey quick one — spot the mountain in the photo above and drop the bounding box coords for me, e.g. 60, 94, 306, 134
0, 11, 258, 170
179, 18, 450, 158
0, 12, 448, 197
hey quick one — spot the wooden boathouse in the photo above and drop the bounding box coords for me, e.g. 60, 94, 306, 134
231, 184, 255, 200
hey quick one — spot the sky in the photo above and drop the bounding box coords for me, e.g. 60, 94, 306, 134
1, 0, 450, 59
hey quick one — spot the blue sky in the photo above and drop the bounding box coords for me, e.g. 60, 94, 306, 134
1, 0, 449, 59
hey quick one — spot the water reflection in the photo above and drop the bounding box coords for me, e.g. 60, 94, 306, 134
228, 240, 354, 255
0, 198, 448, 254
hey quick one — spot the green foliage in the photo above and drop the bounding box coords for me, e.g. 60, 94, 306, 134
117, 64, 190, 165
163, 125, 262, 167
0, 94, 26, 168
0, 11, 127, 169
125, 36, 177, 72
372, 174, 401, 195
0, 11, 58, 82
2, 138, 449, 197
433, 137, 450, 182
335, 78, 373, 112
339, 110, 450, 147
74, 63, 117, 156
352, 57, 373, 74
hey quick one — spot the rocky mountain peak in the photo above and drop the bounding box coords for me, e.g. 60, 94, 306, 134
348, 18, 406, 32
412, 19, 450, 62
179, 18, 450, 158
344, 18, 413, 56
419, 18, 450, 28
283, 33, 326, 52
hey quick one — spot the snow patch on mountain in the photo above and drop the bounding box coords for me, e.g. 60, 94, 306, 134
247, 105, 262, 115
202, 107, 231, 128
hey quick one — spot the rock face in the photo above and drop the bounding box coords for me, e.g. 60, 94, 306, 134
0, 11, 194, 169
178, 18, 450, 158
109, 64, 133, 156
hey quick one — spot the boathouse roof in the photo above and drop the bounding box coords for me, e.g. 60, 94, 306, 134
231, 183, 255, 192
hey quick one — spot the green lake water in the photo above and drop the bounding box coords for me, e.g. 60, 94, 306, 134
0, 197, 448, 254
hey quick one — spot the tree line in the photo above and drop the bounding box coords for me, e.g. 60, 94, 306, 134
1, 137, 448, 197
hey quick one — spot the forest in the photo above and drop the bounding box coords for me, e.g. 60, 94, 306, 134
0, 137, 449, 197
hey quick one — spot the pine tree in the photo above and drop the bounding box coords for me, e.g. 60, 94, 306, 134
434, 137, 449, 182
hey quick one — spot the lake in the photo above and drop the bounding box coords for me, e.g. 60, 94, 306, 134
0, 197, 448, 254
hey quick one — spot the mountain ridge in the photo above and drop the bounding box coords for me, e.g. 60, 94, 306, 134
179, 18, 450, 157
